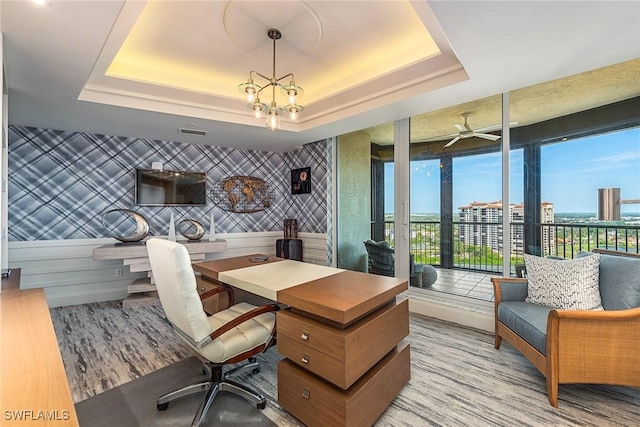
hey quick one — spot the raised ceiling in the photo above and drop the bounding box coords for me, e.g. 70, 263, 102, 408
2, 1, 639, 152
365, 58, 640, 146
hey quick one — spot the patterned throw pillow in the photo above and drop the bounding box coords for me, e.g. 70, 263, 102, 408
524, 253, 603, 310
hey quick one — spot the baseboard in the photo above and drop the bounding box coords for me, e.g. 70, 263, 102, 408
406, 289, 494, 332
46, 289, 129, 308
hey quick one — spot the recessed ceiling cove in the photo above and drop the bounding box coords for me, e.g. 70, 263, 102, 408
78, 0, 466, 132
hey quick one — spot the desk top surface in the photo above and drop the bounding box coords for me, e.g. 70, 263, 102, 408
194, 254, 407, 325
1, 282, 79, 426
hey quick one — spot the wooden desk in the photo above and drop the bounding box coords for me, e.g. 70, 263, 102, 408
193, 254, 410, 426
1, 269, 79, 426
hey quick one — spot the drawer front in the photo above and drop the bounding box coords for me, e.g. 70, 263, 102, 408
278, 335, 346, 388
277, 299, 409, 388
278, 342, 410, 427
196, 277, 228, 314
277, 309, 346, 360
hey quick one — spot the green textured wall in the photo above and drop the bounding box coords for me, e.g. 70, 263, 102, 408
337, 131, 370, 271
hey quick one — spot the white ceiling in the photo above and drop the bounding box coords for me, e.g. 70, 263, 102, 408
2, 1, 639, 152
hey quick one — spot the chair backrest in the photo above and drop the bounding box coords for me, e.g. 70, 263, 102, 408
146, 238, 211, 343
363, 240, 395, 276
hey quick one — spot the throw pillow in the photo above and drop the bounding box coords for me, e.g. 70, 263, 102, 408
578, 251, 640, 310
524, 253, 603, 310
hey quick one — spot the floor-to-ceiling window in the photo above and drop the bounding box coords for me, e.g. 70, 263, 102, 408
538, 127, 640, 257
351, 58, 639, 302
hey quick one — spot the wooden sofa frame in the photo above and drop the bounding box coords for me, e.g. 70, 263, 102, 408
492, 248, 640, 407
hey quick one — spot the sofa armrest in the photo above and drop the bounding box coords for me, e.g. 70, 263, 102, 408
491, 277, 528, 303
546, 306, 640, 392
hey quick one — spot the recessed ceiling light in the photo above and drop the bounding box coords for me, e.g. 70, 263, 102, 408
33, 0, 51, 6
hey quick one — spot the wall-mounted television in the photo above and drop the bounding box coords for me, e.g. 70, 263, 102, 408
135, 168, 207, 206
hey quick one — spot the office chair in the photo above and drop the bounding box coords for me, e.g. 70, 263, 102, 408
146, 238, 279, 427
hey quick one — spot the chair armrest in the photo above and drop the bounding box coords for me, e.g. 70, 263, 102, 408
549, 306, 640, 322
491, 277, 528, 303
546, 307, 640, 386
199, 284, 235, 306
209, 304, 281, 341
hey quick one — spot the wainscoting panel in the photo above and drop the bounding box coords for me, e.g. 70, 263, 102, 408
8, 233, 328, 307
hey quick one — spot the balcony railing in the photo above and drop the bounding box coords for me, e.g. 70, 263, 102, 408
382, 220, 640, 275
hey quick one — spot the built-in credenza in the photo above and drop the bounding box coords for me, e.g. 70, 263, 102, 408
93, 239, 226, 307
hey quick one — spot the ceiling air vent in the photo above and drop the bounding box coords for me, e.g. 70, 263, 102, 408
178, 127, 207, 136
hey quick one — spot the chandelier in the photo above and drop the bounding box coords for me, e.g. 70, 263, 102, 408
238, 28, 304, 131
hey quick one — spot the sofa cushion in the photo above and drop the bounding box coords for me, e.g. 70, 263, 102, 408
578, 251, 640, 310
524, 253, 603, 310
498, 301, 553, 355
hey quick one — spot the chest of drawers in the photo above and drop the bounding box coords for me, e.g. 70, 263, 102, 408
278, 342, 410, 427
277, 299, 409, 389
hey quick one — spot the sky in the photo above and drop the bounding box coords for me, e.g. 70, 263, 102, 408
385, 126, 640, 214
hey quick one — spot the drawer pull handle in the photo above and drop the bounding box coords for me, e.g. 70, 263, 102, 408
301, 332, 309, 341
302, 389, 310, 399
301, 354, 310, 364
200, 287, 205, 292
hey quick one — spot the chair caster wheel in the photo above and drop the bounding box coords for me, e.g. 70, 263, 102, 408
257, 401, 266, 410
252, 366, 261, 374
157, 402, 169, 411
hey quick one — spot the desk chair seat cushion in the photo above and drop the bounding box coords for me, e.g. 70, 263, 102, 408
190, 302, 275, 363
147, 239, 276, 363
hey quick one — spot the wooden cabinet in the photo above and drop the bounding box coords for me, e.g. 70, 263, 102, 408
277, 299, 409, 389
276, 298, 410, 427
195, 277, 229, 315
278, 342, 410, 427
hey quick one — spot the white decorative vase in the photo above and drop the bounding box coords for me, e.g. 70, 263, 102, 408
168, 213, 176, 241
208, 212, 216, 241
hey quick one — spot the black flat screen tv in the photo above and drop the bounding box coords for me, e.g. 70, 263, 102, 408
135, 168, 207, 206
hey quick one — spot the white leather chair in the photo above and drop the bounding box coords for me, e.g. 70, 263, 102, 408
146, 238, 279, 427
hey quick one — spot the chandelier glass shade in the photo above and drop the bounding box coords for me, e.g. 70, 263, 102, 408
238, 28, 304, 131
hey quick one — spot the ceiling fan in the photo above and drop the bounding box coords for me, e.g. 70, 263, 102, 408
444, 112, 502, 148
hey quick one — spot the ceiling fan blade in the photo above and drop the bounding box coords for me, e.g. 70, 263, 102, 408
443, 136, 461, 148
475, 121, 519, 132
454, 124, 466, 132
474, 132, 501, 141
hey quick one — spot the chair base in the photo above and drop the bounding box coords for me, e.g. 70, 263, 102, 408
157, 358, 266, 427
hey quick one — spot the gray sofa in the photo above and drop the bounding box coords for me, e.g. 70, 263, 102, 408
491, 248, 640, 407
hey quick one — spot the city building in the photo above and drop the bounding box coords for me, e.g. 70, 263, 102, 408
459, 201, 555, 254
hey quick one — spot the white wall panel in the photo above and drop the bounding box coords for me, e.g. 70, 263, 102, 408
8, 233, 327, 307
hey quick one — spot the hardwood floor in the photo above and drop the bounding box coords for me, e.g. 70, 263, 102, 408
51, 301, 639, 426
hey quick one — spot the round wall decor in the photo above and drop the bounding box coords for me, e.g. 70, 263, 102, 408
101, 209, 150, 243
179, 219, 205, 241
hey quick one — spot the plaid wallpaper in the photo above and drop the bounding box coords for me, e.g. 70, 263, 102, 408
7, 126, 329, 241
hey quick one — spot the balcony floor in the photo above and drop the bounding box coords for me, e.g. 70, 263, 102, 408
417, 268, 497, 302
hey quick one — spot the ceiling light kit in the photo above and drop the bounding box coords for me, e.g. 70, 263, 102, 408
238, 28, 304, 131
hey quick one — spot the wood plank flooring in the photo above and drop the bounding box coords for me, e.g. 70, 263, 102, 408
51, 301, 639, 426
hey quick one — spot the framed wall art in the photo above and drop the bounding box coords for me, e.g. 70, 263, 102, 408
291, 167, 311, 195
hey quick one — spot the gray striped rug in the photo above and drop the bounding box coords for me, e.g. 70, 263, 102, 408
51, 301, 639, 426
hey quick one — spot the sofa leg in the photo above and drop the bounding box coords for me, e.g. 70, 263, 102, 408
494, 334, 502, 349
547, 379, 559, 407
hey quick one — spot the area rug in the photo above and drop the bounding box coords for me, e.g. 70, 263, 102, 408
75, 356, 277, 427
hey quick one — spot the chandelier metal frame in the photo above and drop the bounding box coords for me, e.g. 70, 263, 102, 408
238, 28, 304, 131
